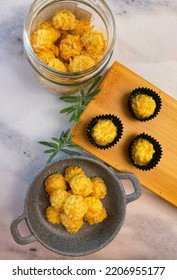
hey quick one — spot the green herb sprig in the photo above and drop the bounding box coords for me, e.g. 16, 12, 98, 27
60, 75, 102, 122
38, 129, 81, 163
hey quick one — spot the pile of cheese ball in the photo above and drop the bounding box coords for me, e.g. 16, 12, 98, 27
30, 9, 106, 72
45, 165, 108, 233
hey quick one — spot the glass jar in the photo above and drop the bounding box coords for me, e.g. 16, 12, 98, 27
23, 0, 116, 95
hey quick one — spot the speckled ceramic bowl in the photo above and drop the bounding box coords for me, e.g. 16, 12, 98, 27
10, 156, 141, 256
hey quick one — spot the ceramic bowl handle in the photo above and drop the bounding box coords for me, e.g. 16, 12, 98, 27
10, 213, 36, 245
116, 172, 142, 204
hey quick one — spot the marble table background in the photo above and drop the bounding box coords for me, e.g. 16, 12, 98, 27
0, 0, 177, 260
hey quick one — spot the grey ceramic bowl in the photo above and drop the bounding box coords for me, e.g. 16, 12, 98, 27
10, 156, 142, 256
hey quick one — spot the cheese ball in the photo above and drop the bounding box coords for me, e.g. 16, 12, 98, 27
37, 50, 55, 64
52, 9, 76, 30
47, 58, 67, 71
45, 206, 61, 224
84, 196, 107, 224
91, 119, 117, 146
64, 165, 85, 183
64, 194, 88, 220
30, 22, 60, 53
59, 34, 82, 61
131, 94, 156, 119
71, 19, 92, 36
131, 138, 155, 166
70, 174, 92, 197
69, 55, 95, 72
81, 30, 106, 55
60, 212, 84, 233
45, 173, 67, 195
91, 177, 107, 199
50, 189, 70, 212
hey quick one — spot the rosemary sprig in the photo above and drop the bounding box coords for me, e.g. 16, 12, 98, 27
38, 128, 81, 163
60, 75, 102, 122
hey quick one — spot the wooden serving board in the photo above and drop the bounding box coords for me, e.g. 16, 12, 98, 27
71, 61, 177, 207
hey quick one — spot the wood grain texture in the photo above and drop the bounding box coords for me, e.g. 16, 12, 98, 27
71, 61, 177, 206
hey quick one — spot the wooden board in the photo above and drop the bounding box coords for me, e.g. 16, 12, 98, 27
71, 61, 177, 207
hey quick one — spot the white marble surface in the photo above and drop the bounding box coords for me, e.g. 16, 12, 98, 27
0, 0, 177, 260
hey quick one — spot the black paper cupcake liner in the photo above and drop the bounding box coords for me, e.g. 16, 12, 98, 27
86, 114, 123, 150
128, 87, 162, 122
128, 133, 162, 171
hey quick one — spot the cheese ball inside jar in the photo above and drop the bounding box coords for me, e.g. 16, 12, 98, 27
23, 0, 116, 95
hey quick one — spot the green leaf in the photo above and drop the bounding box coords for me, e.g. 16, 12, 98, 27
51, 137, 60, 143
38, 141, 58, 148
87, 76, 102, 94
60, 96, 78, 103
61, 149, 81, 155
60, 106, 74, 114
47, 152, 58, 163
44, 149, 58, 153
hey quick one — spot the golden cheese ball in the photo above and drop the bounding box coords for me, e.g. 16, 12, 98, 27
30, 22, 60, 53
59, 34, 82, 61
132, 138, 155, 166
60, 212, 84, 233
47, 58, 67, 71
64, 165, 85, 183
45, 173, 67, 195
45, 206, 61, 224
37, 50, 55, 64
50, 189, 70, 212
84, 196, 107, 224
50, 44, 59, 57
81, 30, 106, 55
131, 94, 156, 119
52, 9, 76, 30
71, 19, 92, 36
91, 119, 117, 146
64, 194, 88, 220
70, 174, 92, 197
69, 55, 95, 72
91, 177, 107, 199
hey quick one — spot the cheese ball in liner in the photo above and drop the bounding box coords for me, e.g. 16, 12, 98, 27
30, 22, 60, 53
52, 9, 76, 30
50, 189, 70, 212
91, 177, 107, 199
131, 138, 155, 166
64, 194, 88, 220
130, 94, 156, 119
91, 119, 117, 146
45, 206, 61, 224
84, 196, 107, 224
45, 173, 67, 195
60, 212, 84, 233
64, 165, 85, 183
70, 174, 92, 197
